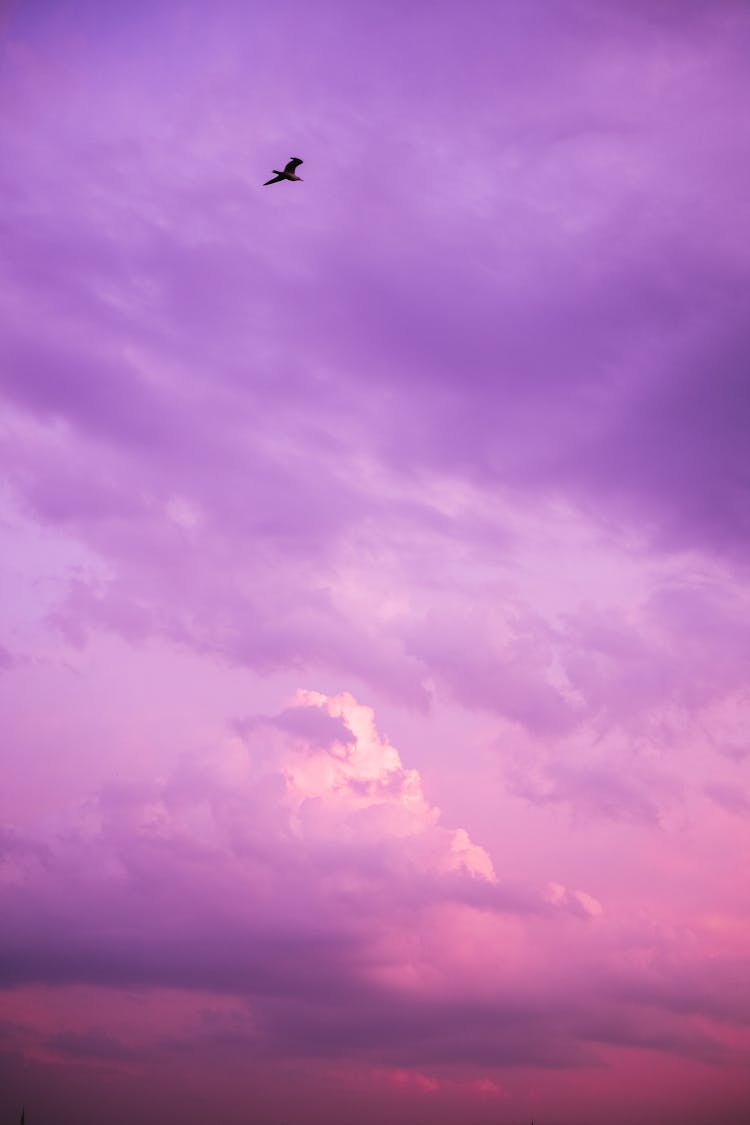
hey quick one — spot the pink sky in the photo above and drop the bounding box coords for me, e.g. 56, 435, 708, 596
1, 2, 749, 1122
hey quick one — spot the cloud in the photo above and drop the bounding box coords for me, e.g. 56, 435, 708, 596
1, 2, 750, 1120
546, 882, 603, 918
404, 605, 576, 733
504, 736, 680, 826
236, 702, 356, 750
0, 691, 505, 995
3, 689, 747, 1095
704, 783, 750, 818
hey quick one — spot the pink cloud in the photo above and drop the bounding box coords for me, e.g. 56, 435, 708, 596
2, 1, 750, 1121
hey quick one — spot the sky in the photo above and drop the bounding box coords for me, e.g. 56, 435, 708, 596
1, 0, 749, 1122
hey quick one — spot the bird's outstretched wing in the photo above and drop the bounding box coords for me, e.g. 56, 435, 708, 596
263, 175, 284, 185
284, 157, 303, 174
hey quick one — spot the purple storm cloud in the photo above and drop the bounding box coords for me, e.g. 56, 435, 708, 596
1, 2, 749, 1123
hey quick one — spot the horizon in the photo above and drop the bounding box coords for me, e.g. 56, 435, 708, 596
1, 1, 749, 1123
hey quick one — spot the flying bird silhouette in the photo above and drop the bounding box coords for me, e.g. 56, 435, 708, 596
263, 157, 304, 186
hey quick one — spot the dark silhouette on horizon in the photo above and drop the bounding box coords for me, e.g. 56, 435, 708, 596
263, 157, 304, 185
13, 1106, 539, 1123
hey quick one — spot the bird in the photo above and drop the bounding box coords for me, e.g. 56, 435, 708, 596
263, 157, 304, 186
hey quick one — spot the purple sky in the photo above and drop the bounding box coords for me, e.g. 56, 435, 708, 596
1, 1, 749, 1122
